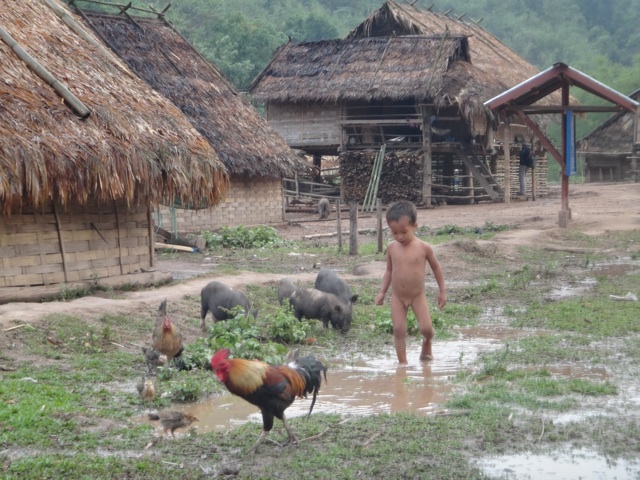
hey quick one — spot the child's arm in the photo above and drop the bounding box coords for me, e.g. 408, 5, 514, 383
375, 245, 393, 305
425, 243, 447, 309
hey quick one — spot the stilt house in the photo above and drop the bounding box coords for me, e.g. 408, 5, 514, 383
250, 0, 554, 205
75, 3, 306, 233
0, 0, 226, 301
578, 89, 640, 182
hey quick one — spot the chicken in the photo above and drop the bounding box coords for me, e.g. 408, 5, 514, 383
142, 346, 167, 374
210, 348, 327, 453
148, 410, 199, 438
137, 375, 157, 403
151, 299, 183, 363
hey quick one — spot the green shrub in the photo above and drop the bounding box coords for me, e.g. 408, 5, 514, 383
201, 225, 286, 249
266, 306, 312, 344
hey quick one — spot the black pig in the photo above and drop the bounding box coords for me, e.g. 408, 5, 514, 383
290, 288, 351, 332
315, 269, 358, 306
277, 278, 297, 307
317, 197, 330, 219
200, 281, 257, 331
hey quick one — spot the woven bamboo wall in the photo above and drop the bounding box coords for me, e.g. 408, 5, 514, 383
155, 176, 284, 234
0, 199, 151, 288
494, 147, 549, 198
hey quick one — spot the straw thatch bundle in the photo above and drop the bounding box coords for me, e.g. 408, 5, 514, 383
251, 35, 468, 104
78, 9, 305, 178
0, 0, 227, 218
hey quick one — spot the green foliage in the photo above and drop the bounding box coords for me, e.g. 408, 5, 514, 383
266, 305, 313, 344
168, 372, 203, 403
207, 308, 287, 364
201, 225, 286, 249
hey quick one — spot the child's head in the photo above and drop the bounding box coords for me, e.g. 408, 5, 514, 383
386, 200, 417, 226
386, 200, 418, 245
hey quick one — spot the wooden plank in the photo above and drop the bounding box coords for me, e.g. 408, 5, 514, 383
52, 202, 69, 283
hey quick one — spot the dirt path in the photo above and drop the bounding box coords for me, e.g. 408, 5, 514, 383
1, 182, 638, 328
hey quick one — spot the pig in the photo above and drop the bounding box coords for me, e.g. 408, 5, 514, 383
317, 197, 331, 219
277, 278, 297, 307
315, 269, 358, 306
289, 288, 351, 332
200, 281, 257, 331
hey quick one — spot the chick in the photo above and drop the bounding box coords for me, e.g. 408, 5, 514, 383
142, 346, 167, 374
136, 375, 157, 403
148, 410, 199, 438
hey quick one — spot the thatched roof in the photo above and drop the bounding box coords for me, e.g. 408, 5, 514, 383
251, 35, 469, 102
77, 8, 305, 178
0, 0, 227, 218
578, 89, 640, 154
251, 0, 553, 123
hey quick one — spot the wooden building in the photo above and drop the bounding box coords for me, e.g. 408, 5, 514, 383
250, 0, 554, 204
0, 0, 226, 301
76, 4, 306, 233
578, 89, 640, 182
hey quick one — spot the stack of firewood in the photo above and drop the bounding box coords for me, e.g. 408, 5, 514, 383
340, 149, 423, 204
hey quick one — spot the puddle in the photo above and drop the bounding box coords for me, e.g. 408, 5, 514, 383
591, 262, 640, 277
476, 447, 640, 479
153, 325, 525, 435
545, 278, 597, 300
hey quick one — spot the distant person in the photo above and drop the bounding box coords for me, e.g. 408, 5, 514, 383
375, 200, 447, 364
519, 143, 534, 196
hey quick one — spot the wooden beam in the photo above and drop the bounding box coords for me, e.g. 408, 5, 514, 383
502, 125, 511, 204
515, 111, 563, 166
507, 105, 623, 114
52, 202, 69, 283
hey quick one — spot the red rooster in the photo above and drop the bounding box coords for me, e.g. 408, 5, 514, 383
210, 348, 327, 453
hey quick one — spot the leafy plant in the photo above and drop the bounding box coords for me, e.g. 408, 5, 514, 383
201, 225, 286, 249
207, 308, 287, 363
266, 306, 312, 344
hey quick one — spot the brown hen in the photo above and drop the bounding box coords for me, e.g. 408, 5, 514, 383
151, 299, 183, 363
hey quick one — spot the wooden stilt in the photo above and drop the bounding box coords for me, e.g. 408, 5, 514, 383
52, 202, 69, 283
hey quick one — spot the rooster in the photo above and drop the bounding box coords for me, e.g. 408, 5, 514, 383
210, 348, 327, 453
152, 299, 183, 363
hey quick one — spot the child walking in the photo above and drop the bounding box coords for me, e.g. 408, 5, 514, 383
375, 200, 447, 364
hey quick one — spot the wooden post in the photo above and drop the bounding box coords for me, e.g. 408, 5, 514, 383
531, 166, 536, 201
114, 201, 124, 275
295, 172, 299, 198
336, 199, 342, 253
147, 203, 155, 268
503, 123, 511, 203
376, 198, 383, 253
349, 201, 358, 256
52, 202, 69, 283
560, 84, 570, 226
421, 106, 432, 206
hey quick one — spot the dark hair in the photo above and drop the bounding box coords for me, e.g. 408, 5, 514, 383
386, 200, 417, 224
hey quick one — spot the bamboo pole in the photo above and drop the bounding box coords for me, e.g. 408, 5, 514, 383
147, 203, 155, 268
502, 124, 511, 203
0, 27, 90, 119
41, 0, 133, 78
114, 201, 124, 275
52, 202, 69, 283
376, 198, 383, 254
349, 202, 358, 256
336, 199, 342, 253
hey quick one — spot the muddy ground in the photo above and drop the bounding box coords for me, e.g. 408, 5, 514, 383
1, 182, 638, 329
1, 182, 639, 478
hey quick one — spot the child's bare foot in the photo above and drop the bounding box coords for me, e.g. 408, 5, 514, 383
420, 339, 433, 361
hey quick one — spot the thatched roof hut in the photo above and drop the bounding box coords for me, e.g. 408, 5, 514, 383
577, 89, 640, 181
251, 0, 555, 125
78, 8, 304, 178
251, 34, 474, 110
0, 0, 227, 298
0, 0, 227, 218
